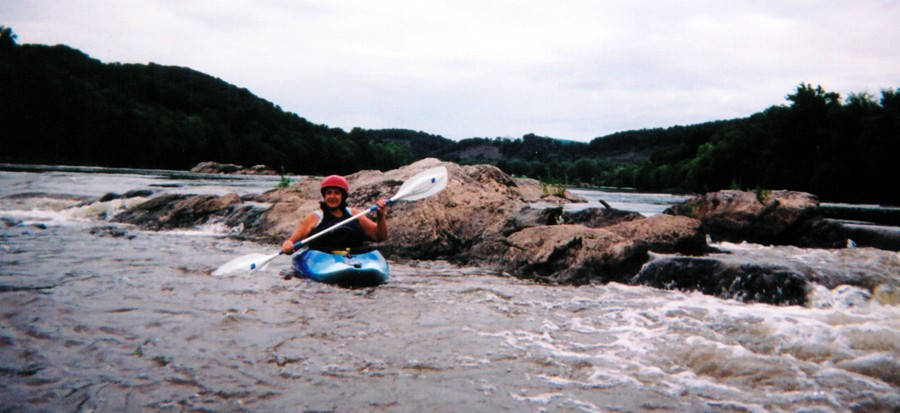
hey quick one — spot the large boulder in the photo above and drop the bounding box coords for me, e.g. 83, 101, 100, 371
502, 225, 648, 285
348, 159, 528, 259
666, 190, 818, 245
211, 159, 531, 259
492, 214, 706, 284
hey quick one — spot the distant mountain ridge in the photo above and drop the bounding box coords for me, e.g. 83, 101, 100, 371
2, 26, 897, 205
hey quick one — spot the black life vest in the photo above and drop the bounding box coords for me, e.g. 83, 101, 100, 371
307, 207, 365, 251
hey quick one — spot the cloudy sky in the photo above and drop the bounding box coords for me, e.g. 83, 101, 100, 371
4, 1, 899, 141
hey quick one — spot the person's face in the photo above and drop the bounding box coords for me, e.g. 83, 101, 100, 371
323, 188, 344, 209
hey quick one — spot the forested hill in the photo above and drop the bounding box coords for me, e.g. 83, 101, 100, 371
0, 30, 444, 175
2, 27, 898, 205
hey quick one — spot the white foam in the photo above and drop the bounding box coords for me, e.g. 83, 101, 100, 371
64, 197, 149, 221
509, 391, 562, 404
0, 196, 149, 227
159, 221, 233, 237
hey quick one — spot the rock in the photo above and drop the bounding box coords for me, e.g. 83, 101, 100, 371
113, 193, 189, 229
89, 226, 135, 239
241, 164, 278, 176
563, 207, 644, 228
374, 160, 527, 259
515, 177, 588, 204
114, 193, 243, 230
633, 254, 809, 305
189, 161, 277, 175
193, 158, 532, 259
633, 245, 900, 305
501, 225, 649, 285
666, 190, 818, 245
98, 189, 154, 203
483, 213, 706, 285
114, 160, 712, 287
246, 188, 317, 240
2, 217, 21, 227
190, 161, 243, 174
605, 214, 707, 254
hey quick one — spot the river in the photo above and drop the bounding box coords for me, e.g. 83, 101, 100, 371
1, 166, 898, 412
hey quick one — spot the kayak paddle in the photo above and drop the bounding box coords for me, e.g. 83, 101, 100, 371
212, 165, 448, 276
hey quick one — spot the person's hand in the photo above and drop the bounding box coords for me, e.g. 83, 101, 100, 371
375, 199, 389, 218
281, 240, 295, 255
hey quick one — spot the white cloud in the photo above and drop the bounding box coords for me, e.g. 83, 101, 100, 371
4, 0, 899, 141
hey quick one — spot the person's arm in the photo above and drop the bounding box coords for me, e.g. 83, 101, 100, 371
282, 212, 319, 254
358, 199, 389, 242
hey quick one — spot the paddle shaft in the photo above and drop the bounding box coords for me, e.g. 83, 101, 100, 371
252, 203, 383, 270
291, 200, 392, 251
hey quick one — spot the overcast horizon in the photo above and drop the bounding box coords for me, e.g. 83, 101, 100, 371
4, 1, 899, 142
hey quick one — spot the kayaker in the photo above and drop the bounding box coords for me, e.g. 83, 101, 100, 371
281, 175, 389, 254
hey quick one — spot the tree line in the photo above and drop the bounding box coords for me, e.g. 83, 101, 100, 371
2, 27, 897, 205
0, 27, 425, 175
440, 88, 898, 206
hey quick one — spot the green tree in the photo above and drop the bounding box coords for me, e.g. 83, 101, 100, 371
0, 26, 17, 50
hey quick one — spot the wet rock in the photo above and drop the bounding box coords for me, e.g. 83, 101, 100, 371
633, 245, 900, 305
832, 222, 900, 251
791, 217, 848, 249
666, 190, 819, 245
98, 190, 154, 203
89, 226, 135, 239
633, 254, 809, 305
114, 193, 243, 230
564, 207, 644, 228
2, 217, 21, 227
501, 225, 648, 285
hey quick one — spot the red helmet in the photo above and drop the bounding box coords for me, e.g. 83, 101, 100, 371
320, 175, 349, 197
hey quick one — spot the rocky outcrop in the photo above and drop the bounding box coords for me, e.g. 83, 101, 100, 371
665, 190, 819, 245
665, 189, 900, 251
107, 161, 723, 282
634, 255, 809, 305
113, 193, 244, 230
501, 225, 648, 285
190, 161, 277, 175
109, 159, 898, 305
633, 245, 900, 306
357, 160, 528, 259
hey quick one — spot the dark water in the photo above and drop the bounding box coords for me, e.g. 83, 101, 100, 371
1, 167, 899, 412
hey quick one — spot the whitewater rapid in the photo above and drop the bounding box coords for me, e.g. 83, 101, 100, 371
1, 167, 898, 412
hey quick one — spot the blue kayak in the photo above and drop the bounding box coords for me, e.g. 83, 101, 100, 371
292, 248, 390, 287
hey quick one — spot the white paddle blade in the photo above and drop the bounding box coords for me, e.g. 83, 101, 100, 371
212, 252, 279, 276
392, 166, 448, 202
